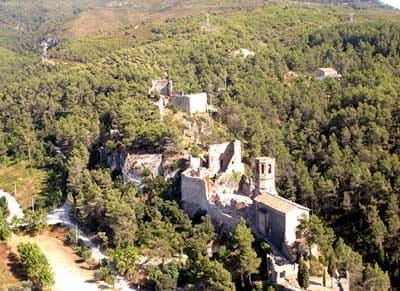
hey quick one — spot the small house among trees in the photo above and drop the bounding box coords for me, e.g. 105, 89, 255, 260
314, 68, 341, 80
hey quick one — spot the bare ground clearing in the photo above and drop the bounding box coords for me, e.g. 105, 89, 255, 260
7, 228, 104, 291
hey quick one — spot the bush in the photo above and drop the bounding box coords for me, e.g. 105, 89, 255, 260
17, 242, 55, 288
0, 210, 11, 240
65, 228, 78, 246
0, 197, 8, 216
94, 266, 115, 286
190, 144, 202, 157
22, 209, 48, 234
108, 244, 138, 276
142, 167, 152, 177
94, 267, 107, 281
310, 256, 323, 276
148, 263, 180, 291
76, 245, 92, 261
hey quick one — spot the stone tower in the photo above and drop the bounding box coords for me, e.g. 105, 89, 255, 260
255, 157, 277, 195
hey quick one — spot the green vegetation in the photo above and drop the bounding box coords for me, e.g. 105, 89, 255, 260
297, 259, 310, 290
19, 209, 48, 234
0, 162, 47, 210
17, 242, 55, 288
108, 244, 138, 277
0, 211, 11, 241
228, 219, 261, 286
0, 1, 399, 289
148, 262, 180, 291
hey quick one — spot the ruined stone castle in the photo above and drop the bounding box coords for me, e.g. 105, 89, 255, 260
148, 78, 208, 115
180, 140, 310, 285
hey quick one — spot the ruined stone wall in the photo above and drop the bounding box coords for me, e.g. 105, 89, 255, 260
148, 79, 172, 96
225, 140, 245, 174
169, 95, 191, 113
169, 93, 207, 115
208, 142, 230, 174
122, 153, 163, 184
187, 93, 207, 114
266, 254, 298, 285
208, 206, 241, 233
208, 140, 244, 175
181, 171, 210, 215
222, 141, 235, 171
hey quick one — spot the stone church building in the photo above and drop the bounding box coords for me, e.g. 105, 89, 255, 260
180, 140, 311, 285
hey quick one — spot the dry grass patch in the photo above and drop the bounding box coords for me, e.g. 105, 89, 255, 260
0, 161, 47, 210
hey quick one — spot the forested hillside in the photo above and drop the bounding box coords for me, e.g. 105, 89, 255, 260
0, 2, 399, 290
0, 0, 110, 52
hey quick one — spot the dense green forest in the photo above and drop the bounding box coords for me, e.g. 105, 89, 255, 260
0, 2, 399, 290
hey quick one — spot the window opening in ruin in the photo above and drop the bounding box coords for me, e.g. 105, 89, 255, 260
261, 164, 265, 174
268, 164, 272, 174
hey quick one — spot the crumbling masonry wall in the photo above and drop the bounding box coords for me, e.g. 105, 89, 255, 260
208, 140, 244, 175
169, 93, 207, 115
181, 170, 210, 215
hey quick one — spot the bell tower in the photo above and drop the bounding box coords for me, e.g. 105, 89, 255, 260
255, 157, 277, 195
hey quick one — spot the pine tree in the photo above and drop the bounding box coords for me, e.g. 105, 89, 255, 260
366, 204, 387, 254
327, 254, 336, 288
385, 194, 400, 235
363, 263, 390, 291
229, 219, 261, 287
295, 159, 315, 209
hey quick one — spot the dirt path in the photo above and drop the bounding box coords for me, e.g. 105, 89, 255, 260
0, 243, 20, 289
8, 232, 100, 291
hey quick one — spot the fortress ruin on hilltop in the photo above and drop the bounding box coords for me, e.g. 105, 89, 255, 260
180, 139, 312, 285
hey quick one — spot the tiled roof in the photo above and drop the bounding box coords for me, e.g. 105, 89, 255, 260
254, 193, 309, 214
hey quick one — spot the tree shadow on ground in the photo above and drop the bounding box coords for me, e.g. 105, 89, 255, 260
7, 252, 27, 281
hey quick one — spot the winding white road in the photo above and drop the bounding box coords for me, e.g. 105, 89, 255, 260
0, 189, 24, 222
0, 190, 135, 291
47, 201, 136, 291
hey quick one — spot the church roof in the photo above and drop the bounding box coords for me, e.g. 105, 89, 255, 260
254, 193, 309, 214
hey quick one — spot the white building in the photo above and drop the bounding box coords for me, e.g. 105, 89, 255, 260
314, 68, 341, 80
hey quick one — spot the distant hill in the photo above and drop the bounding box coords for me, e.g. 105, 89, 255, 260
295, 0, 391, 9
0, 0, 112, 52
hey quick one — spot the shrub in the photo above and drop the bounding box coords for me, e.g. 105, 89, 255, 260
142, 167, 152, 177
65, 228, 78, 246
17, 242, 55, 288
108, 244, 138, 276
0, 210, 11, 240
22, 209, 48, 234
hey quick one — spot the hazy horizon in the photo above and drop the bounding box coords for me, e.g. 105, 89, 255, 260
381, 0, 400, 9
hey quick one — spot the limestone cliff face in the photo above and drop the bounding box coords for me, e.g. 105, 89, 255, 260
122, 153, 163, 184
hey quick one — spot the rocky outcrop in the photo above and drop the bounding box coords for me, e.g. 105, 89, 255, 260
122, 153, 163, 185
